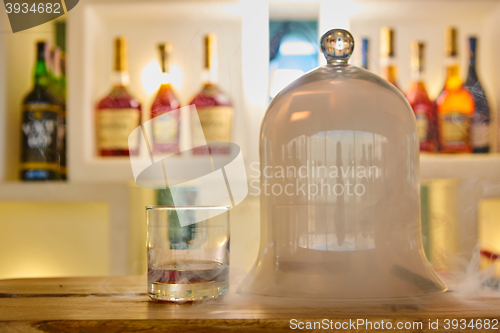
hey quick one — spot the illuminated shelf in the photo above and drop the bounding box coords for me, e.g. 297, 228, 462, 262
420, 154, 500, 181
66, 0, 268, 182
1, 0, 500, 183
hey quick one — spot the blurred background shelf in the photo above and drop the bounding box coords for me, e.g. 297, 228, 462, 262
1, 0, 500, 280
421, 154, 500, 181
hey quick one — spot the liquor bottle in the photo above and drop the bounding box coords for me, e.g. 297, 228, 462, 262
361, 38, 369, 70
48, 48, 67, 180
59, 51, 67, 179
379, 27, 398, 88
465, 37, 490, 153
436, 28, 475, 153
150, 43, 181, 154
406, 42, 437, 153
96, 37, 141, 156
20, 41, 61, 181
189, 34, 234, 155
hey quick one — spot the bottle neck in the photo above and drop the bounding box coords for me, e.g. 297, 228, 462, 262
112, 70, 129, 88
469, 38, 477, 68
362, 56, 368, 70
410, 64, 424, 82
159, 80, 173, 92
381, 58, 397, 85
34, 58, 50, 88
467, 39, 478, 81
445, 57, 462, 90
202, 67, 218, 86
361, 39, 368, 70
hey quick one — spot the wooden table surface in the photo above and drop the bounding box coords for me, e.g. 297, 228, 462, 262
1, 275, 500, 332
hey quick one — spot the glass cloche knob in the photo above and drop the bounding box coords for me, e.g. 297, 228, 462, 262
320, 29, 354, 64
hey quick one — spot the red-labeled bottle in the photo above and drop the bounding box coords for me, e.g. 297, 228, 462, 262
96, 37, 142, 156
189, 34, 233, 155
406, 42, 437, 153
150, 43, 181, 154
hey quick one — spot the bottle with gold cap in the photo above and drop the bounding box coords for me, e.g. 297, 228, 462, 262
189, 33, 234, 155
436, 27, 475, 153
96, 36, 142, 156
379, 27, 399, 88
150, 43, 181, 154
406, 42, 437, 153
20, 41, 61, 180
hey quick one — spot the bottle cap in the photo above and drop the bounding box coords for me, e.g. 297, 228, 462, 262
114, 36, 128, 71
380, 27, 395, 57
158, 42, 173, 73
445, 27, 458, 57
36, 40, 46, 60
410, 41, 425, 73
320, 29, 354, 64
204, 33, 217, 70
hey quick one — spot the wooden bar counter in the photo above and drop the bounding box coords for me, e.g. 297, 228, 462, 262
1, 276, 499, 332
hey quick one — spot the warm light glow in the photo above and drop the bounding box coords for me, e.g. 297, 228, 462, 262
270, 69, 304, 98
280, 42, 315, 55
141, 60, 183, 95
290, 110, 311, 122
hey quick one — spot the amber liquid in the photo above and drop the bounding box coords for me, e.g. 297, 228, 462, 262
381, 64, 399, 89
436, 64, 475, 153
150, 83, 181, 154
148, 260, 229, 302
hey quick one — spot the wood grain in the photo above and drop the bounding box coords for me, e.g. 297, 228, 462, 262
0, 276, 499, 332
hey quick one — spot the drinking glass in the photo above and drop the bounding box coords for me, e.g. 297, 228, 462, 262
147, 206, 230, 302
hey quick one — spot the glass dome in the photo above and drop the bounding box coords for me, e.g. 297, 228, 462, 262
238, 29, 447, 299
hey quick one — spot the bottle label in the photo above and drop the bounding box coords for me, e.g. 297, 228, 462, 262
20, 104, 60, 171
152, 112, 179, 144
415, 112, 428, 141
440, 110, 469, 146
470, 122, 489, 148
97, 109, 140, 150
191, 106, 233, 147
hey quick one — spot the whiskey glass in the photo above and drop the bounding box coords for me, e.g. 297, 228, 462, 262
147, 206, 230, 302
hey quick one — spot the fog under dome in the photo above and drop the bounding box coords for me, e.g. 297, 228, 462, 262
238, 29, 447, 299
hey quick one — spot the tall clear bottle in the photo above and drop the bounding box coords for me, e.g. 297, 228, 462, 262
150, 43, 181, 154
406, 42, 437, 153
436, 28, 475, 153
189, 34, 234, 155
20, 41, 61, 181
465, 37, 490, 153
379, 27, 398, 88
96, 37, 142, 156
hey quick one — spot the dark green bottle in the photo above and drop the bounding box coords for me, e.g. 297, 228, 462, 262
157, 187, 197, 250
20, 41, 61, 181
49, 48, 67, 180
